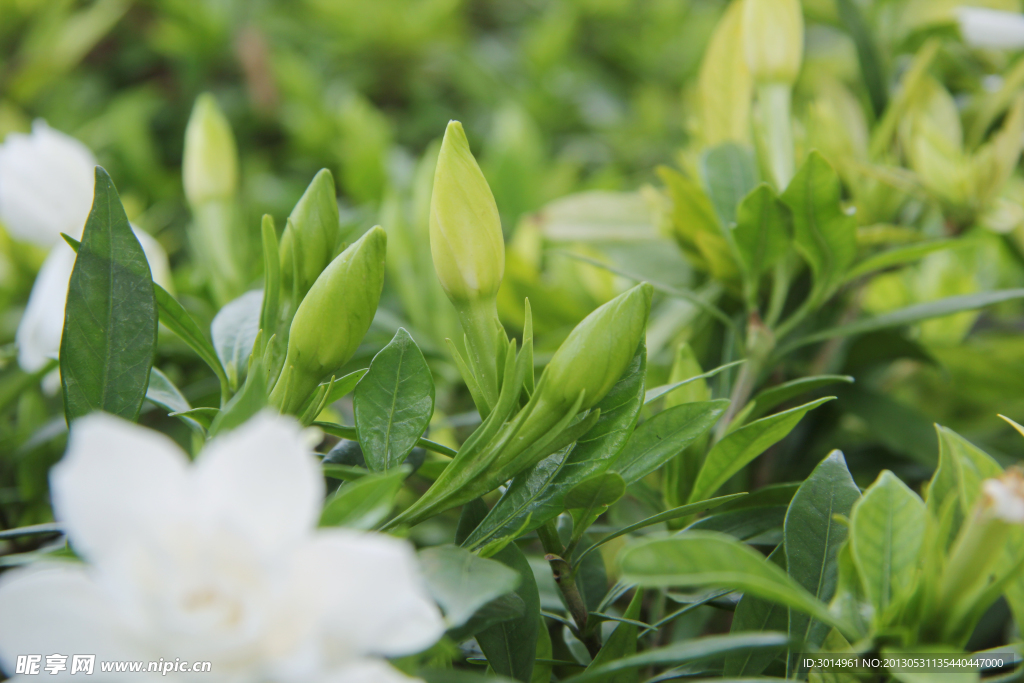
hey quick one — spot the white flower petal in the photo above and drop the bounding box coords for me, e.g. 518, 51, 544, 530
51, 413, 190, 564
195, 412, 323, 553
983, 469, 1024, 523
958, 7, 1024, 50
0, 120, 96, 247
300, 531, 445, 658
16, 243, 76, 373
0, 563, 137, 677
325, 659, 421, 683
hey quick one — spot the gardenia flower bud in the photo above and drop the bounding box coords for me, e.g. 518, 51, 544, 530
958, 7, 1024, 50
271, 226, 387, 414
182, 94, 238, 206
429, 120, 505, 303
742, 0, 804, 85
537, 282, 653, 415
0, 411, 443, 682
0, 120, 98, 247
280, 168, 341, 299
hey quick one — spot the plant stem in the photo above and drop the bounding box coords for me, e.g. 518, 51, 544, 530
455, 296, 504, 413
714, 313, 774, 442
538, 521, 602, 658
757, 82, 795, 190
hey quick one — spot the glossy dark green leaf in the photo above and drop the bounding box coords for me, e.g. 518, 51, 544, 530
319, 368, 368, 405
614, 399, 729, 485
749, 375, 853, 420
211, 289, 262, 391
725, 547, 788, 677
319, 467, 407, 529
60, 168, 157, 423
686, 506, 787, 542
849, 471, 926, 617
566, 472, 626, 540
463, 345, 646, 550
476, 542, 540, 682
733, 184, 790, 284
354, 328, 435, 472
582, 588, 644, 683
784, 451, 861, 663
562, 633, 791, 683
154, 282, 230, 396
418, 545, 521, 628
619, 533, 848, 633
780, 152, 856, 305
447, 592, 526, 642
688, 398, 834, 504
700, 143, 759, 227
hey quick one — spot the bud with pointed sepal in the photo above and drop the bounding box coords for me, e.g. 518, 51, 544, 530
280, 169, 341, 303
429, 120, 507, 413
270, 226, 387, 415
183, 94, 238, 206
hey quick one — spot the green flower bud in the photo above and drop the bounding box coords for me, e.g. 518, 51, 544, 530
429, 120, 505, 303
742, 0, 804, 85
280, 169, 341, 299
538, 283, 653, 415
182, 94, 238, 206
271, 226, 387, 414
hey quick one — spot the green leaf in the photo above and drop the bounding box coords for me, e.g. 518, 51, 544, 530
843, 239, 961, 283
154, 283, 230, 397
835, 386, 936, 465
419, 671, 519, 683
315, 421, 457, 458
749, 376, 853, 420
688, 506, 788, 542
354, 328, 435, 472
565, 472, 626, 543
418, 545, 521, 628
849, 471, 926, 619
476, 542, 540, 682
619, 532, 849, 633
318, 368, 367, 405
700, 143, 759, 227
463, 344, 646, 550
782, 289, 1024, 353
319, 467, 407, 529
576, 493, 747, 563
835, 0, 887, 116
733, 184, 790, 287
784, 451, 861, 663
168, 407, 218, 429
211, 289, 262, 391
780, 152, 856, 305
60, 168, 157, 423
725, 546, 788, 677
644, 359, 744, 405
614, 400, 729, 485
562, 633, 791, 683
688, 397, 834, 504
145, 367, 190, 415
929, 426, 1002, 518
581, 588, 644, 683
259, 214, 280, 342
208, 361, 268, 436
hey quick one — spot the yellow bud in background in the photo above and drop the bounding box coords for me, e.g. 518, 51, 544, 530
182, 94, 238, 206
429, 120, 505, 304
742, 0, 804, 85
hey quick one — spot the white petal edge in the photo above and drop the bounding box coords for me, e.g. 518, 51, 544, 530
51, 413, 190, 565
16, 244, 76, 373
194, 411, 323, 554
958, 7, 1024, 50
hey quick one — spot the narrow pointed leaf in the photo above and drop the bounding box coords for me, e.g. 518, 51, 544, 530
211, 289, 263, 391
614, 400, 729, 484
320, 468, 407, 529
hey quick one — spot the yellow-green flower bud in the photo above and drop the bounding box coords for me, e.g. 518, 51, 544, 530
742, 0, 804, 85
429, 120, 505, 303
182, 94, 238, 206
539, 283, 653, 415
280, 169, 341, 299
270, 226, 387, 414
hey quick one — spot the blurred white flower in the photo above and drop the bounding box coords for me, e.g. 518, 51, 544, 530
957, 6, 1024, 50
15, 230, 172, 382
0, 412, 443, 682
982, 467, 1024, 523
0, 121, 96, 247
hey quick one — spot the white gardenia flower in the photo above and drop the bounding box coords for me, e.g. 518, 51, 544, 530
0, 120, 97, 248
957, 6, 1024, 50
982, 468, 1024, 523
0, 412, 444, 682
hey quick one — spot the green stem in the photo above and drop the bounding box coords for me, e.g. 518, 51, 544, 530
714, 313, 774, 442
455, 296, 504, 413
757, 82, 796, 191
539, 521, 602, 658
764, 259, 790, 328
